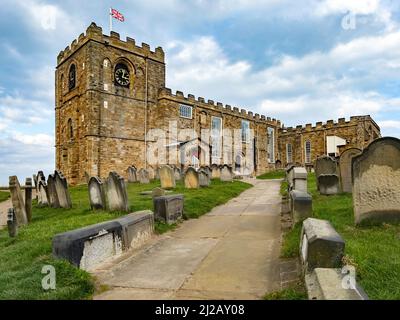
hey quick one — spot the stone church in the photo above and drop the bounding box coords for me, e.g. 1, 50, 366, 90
55, 23, 381, 185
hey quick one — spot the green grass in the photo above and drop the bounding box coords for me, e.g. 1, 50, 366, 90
264, 281, 307, 300
257, 170, 285, 180
0, 191, 10, 203
0, 179, 251, 300
282, 173, 400, 299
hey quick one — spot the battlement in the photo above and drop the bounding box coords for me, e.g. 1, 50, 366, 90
158, 88, 281, 127
57, 22, 165, 66
279, 115, 379, 134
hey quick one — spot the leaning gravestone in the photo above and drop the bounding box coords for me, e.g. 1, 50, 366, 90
88, 177, 106, 210
184, 167, 199, 189
47, 173, 60, 208
54, 170, 72, 209
25, 178, 33, 223
127, 166, 137, 183
220, 165, 233, 182
37, 180, 49, 207
7, 208, 18, 237
159, 165, 176, 189
174, 167, 182, 181
352, 137, 400, 225
211, 164, 220, 179
106, 172, 129, 212
138, 169, 150, 184
339, 148, 362, 193
198, 169, 210, 187
9, 176, 28, 226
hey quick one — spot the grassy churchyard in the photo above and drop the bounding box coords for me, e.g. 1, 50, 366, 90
0, 179, 251, 300
256, 170, 286, 180
0, 191, 10, 203
280, 173, 400, 300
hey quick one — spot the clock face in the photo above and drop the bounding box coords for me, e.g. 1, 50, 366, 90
115, 67, 130, 87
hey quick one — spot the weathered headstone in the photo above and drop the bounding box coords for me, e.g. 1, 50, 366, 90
54, 170, 72, 209
106, 172, 129, 212
25, 178, 33, 222
148, 167, 155, 180
155, 167, 160, 180
159, 165, 176, 189
47, 173, 60, 208
7, 208, 18, 237
293, 167, 308, 192
153, 194, 184, 224
318, 174, 340, 195
88, 176, 106, 210
9, 176, 28, 226
220, 165, 233, 182
138, 168, 150, 184
300, 218, 345, 272
290, 190, 312, 223
352, 137, 400, 225
315, 156, 338, 190
37, 180, 49, 207
339, 148, 362, 193
211, 164, 220, 179
151, 187, 165, 199
127, 166, 137, 183
198, 169, 210, 187
174, 167, 182, 181
184, 167, 199, 189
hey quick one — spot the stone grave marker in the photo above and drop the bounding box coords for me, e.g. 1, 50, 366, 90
184, 167, 199, 189
106, 172, 129, 212
220, 165, 233, 182
25, 178, 33, 222
153, 194, 184, 224
47, 173, 60, 208
159, 165, 176, 189
127, 166, 137, 183
315, 156, 338, 190
138, 168, 150, 184
211, 164, 220, 179
88, 176, 106, 210
292, 167, 308, 192
339, 148, 361, 193
151, 187, 165, 199
38, 180, 49, 207
318, 174, 340, 195
7, 208, 17, 237
174, 167, 182, 181
352, 137, 400, 225
54, 170, 72, 209
147, 167, 155, 180
9, 175, 28, 226
198, 169, 210, 187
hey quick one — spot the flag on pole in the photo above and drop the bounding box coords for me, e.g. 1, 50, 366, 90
111, 8, 125, 22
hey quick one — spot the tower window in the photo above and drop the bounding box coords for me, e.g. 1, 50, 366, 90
67, 118, 73, 140
286, 143, 293, 163
305, 140, 311, 163
267, 127, 275, 163
179, 105, 192, 119
241, 120, 250, 143
68, 64, 76, 90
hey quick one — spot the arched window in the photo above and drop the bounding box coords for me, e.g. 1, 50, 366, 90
67, 119, 73, 140
286, 143, 293, 164
305, 140, 311, 163
68, 64, 76, 90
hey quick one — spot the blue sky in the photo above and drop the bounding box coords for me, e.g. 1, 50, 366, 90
0, 0, 400, 184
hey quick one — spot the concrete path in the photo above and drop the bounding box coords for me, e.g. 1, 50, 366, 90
94, 178, 283, 300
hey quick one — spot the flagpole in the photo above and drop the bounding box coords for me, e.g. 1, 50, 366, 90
109, 8, 112, 33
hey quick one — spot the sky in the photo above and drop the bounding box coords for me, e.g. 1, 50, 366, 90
0, 0, 400, 184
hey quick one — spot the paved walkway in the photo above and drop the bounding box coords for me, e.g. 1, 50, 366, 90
94, 178, 282, 300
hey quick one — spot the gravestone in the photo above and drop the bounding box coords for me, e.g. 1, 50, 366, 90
300, 218, 345, 272
153, 194, 184, 224
318, 174, 340, 195
25, 178, 33, 222
9, 176, 28, 226
159, 165, 176, 189
315, 156, 338, 190
54, 170, 72, 209
147, 167, 155, 180
106, 172, 129, 212
37, 171, 46, 184
7, 208, 18, 237
293, 167, 308, 192
127, 166, 137, 183
37, 180, 49, 207
211, 164, 220, 179
339, 148, 362, 193
184, 167, 199, 189
352, 137, 400, 225
33, 174, 38, 198
88, 177, 106, 210
198, 169, 210, 187
174, 167, 182, 181
151, 187, 165, 199
290, 190, 312, 223
220, 165, 233, 182
155, 167, 160, 180
202, 166, 212, 179
47, 173, 60, 208
138, 169, 150, 184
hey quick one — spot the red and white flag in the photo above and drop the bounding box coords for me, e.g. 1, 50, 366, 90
111, 8, 125, 22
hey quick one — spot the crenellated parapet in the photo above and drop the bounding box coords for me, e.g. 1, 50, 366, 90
57, 22, 165, 66
158, 88, 281, 127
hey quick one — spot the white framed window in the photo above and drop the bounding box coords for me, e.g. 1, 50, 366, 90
211, 116, 222, 157
179, 104, 193, 119
286, 143, 293, 163
267, 127, 275, 163
305, 140, 311, 163
241, 120, 250, 143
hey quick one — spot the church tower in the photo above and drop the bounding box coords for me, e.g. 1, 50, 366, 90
55, 22, 165, 184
